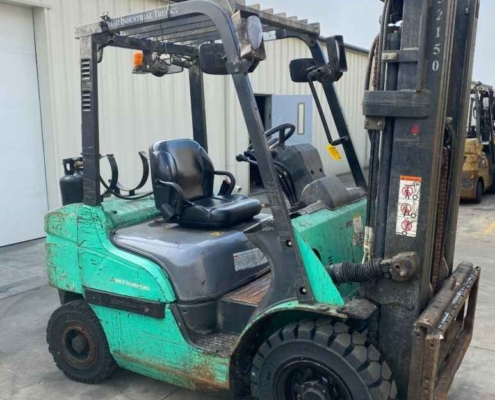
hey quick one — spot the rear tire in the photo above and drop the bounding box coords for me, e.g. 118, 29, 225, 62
475, 180, 483, 204
47, 300, 117, 384
251, 319, 397, 400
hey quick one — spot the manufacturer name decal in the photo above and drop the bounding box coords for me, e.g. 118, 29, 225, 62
107, 8, 170, 30
111, 278, 151, 292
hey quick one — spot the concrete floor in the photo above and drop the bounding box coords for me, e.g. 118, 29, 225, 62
0, 196, 495, 400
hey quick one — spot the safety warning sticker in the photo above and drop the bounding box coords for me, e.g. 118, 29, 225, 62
352, 214, 364, 246
234, 248, 268, 272
396, 175, 422, 238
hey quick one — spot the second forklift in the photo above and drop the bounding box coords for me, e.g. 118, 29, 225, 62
461, 82, 495, 202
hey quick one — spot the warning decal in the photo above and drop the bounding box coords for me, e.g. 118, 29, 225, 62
352, 214, 364, 246
233, 248, 268, 272
327, 144, 343, 161
396, 175, 421, 238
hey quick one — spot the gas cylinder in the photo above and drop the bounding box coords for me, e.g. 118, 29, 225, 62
60, 158, 84, 205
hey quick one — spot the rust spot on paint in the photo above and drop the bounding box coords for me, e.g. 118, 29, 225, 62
113, 351, 230, 392
224, 273, 271, 305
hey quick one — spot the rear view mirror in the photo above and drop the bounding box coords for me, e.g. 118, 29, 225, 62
199, 43, 229, 75
290, 58, 317, 83
325, 36, 348, 82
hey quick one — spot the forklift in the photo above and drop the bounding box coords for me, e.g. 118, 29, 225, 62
45, 0, 481, 399
461, 82, 495, 202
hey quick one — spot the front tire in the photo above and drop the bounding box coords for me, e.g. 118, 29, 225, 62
475, 180, 483, 204
47, 300, 117, 384
251, 320, 397, 400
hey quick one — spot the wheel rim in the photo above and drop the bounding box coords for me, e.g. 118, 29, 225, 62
61, 323, 97, 368
275, 360, 353, 400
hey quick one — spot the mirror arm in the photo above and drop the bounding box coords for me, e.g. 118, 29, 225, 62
308, 78, 335, 145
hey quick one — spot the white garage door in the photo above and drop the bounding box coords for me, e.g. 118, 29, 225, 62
0, 3, 47, 247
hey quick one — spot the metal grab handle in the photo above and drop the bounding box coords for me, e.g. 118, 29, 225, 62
215, 170, 236, 196
100, 152, 152, 200
115, 151, 150, 195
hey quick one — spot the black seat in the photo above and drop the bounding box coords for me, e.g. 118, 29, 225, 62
150, 139, 261, 229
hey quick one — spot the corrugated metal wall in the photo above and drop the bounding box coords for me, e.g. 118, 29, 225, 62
33, 0, 369, 208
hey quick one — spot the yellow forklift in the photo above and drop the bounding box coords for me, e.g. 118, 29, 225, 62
461, 82, 495, 203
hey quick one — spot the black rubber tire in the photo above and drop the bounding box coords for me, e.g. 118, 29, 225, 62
475, 180, 483, 204
47, 299, 117, 384
488, 173, 495, 194
251, 319, 397, 400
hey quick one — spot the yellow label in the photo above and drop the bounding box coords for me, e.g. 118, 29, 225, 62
327, 144, 342, 161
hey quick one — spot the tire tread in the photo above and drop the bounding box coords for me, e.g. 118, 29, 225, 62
46, 300, 117, 384
251, 319, 396, 400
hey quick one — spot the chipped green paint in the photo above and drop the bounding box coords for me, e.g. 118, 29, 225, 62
92, 306, 230, 391
294, 230, 344, 305
246, 299, 343, 327
292, 199, 367, 299
45, 204, 83, 293
45, 198, 231, 391
236, 201, 367, 356
101, 197, 160, 229
45, 198, 174, 302
45, 196, 367, 393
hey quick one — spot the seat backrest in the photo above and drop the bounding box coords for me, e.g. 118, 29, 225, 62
275, 144, 326, 202
150, 139, 215, 212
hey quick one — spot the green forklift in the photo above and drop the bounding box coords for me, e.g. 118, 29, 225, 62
45, 1, 481, 399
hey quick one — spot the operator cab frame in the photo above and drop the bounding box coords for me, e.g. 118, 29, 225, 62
74, 0, 367, 309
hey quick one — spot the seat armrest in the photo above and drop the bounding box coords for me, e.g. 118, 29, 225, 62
215, 170, 236, 196
155, 180, 186, 216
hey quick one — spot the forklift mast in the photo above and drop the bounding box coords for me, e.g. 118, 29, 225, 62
363, 0, 480, 396
472, 84, 495, 161
471, 83, 494, 141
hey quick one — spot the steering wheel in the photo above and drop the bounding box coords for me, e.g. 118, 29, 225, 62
248, 123, 296, 152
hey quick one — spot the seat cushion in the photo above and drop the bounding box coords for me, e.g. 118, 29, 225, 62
180, 194, 262, 229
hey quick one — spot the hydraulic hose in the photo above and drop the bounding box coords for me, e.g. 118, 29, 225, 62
365, 35, 379, 92
378, 0, 392, 91
326, 259, 383, 284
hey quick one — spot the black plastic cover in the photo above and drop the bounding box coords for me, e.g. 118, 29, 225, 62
113, 216, 271, 303
301, 176, 366, 210
275, 144, 326, 202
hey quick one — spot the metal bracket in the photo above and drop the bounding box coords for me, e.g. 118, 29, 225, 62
363, 91, 431, 118
337, 297, 378, 321
382, 49, 419, 63
364, 117, 386, 131
381, 252, 420, 282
